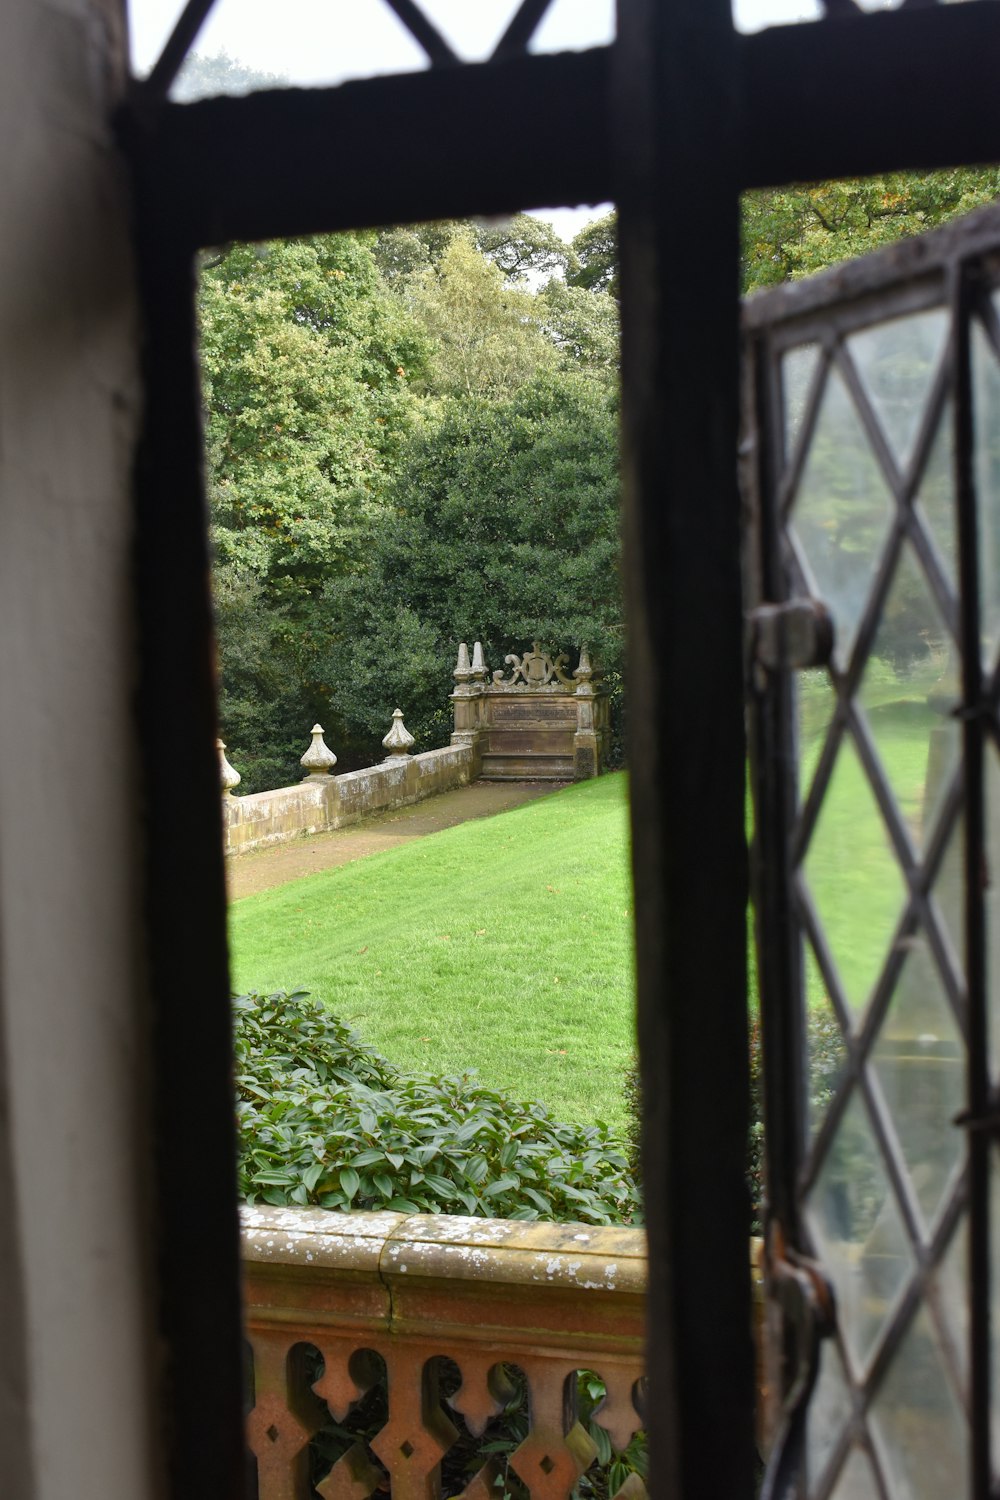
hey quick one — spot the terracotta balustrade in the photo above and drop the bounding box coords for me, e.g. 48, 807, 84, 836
241, 1206, 649, 1500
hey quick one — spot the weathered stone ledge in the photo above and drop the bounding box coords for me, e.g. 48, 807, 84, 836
223, 742, 478, 857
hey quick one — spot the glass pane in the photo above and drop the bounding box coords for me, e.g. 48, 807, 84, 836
789, 364, 895, 670
805, 1089, 914, 1371
806, 1339, 853, 1493
869, 1306, 969, 1500
145, 0, 430, 96
915, 400, 957, 594
797, 668, 836, 807
870, 936, 964, 1230
930, 809, 964, 983
783, 342, 823, 459
858, 544, 959, 855
805, 942, 848, 1142
987, 746, 1000, 1081
934, 1213, 969, 1395
419, 0, 551, 59
971, 315, 1000, 668
828, 1446, 882, 1500
530, 0, 615, 53
847, 310, 949, 476
731, 0, 823, 32
803, 733, 907, 1022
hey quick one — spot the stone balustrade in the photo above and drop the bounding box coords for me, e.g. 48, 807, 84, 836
241, 1206, 648, 1500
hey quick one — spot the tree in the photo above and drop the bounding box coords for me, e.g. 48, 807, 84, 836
407, 233, 559, 397
569, 212, 619, 301
474, 213, 575, 283
321, 372, 623, 755
742, 169, 1000, 291
537, 278, 619, 376
200, 233, 429, 596
172, 50, 285, 101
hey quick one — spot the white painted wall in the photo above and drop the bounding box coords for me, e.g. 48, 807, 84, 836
0, 2, 162, 1495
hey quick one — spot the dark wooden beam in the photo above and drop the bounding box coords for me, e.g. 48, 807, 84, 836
129, 193, 248, 1500
615, 1, 754, 1498
123, 48, 613, 250
740, 1, 1000, 189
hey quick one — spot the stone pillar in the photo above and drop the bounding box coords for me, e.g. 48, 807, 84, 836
449, 641, 486, 767
573, 649, 610, 780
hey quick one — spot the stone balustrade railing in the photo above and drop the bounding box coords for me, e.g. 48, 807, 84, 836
241, 1206, 649, 1500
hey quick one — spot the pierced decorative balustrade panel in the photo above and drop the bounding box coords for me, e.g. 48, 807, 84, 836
744, 203, 1000, 1499
240, 1208, 653, 1500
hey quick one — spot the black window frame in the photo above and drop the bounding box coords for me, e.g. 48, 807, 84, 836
118, 5, 1000, 1498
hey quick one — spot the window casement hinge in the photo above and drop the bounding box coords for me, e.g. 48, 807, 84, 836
749, 598, 834, 674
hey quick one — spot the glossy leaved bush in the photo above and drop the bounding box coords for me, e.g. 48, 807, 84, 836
234, 990, 640, 1225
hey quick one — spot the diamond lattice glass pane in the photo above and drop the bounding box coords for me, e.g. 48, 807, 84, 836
858, 544, 959, 854
805, 1339, 853, 1493
783, 343, 823, 459
797, 669, 836, 806
986, 747, 1000, 1080
805, 942, 848, 1141
805, 1090, 914, 1371
972, 316, 1000, 666
915, 399, 957, 593
414, 0, 555, 60
789, 365, 895, 670
803, 734, 907, 1021
156, 0, 428, 96
869, 1306, 969, 1500
530, 0, 615, 53
847, 310, 949, 475
827, 1446, 881, 1500
871, 936, 964, 1230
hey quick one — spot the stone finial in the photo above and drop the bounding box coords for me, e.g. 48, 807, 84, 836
382, 708, 415, 759
217, 738, 241, 795
470, 640, 487, 682
574, 648, 594, 684
300, 723, 337, 780
453, 642, 472, 684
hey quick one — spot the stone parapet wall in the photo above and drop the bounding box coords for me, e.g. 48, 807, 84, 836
240, 1205, 767, 1500
222, 743, 478, 857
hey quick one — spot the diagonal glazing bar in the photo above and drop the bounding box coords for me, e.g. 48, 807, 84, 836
139, 0, 220, 101
381, 0, 459, 65
491, 0, 557, 59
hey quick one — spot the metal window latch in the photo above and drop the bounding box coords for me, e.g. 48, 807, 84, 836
750, 599, 834, 673
760, 1225, 837, 1500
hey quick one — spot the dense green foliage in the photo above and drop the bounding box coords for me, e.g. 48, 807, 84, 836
202, 215, 621, 788
235, 989, 639, 1225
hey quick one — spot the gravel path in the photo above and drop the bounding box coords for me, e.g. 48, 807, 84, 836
226, 780, 565, 899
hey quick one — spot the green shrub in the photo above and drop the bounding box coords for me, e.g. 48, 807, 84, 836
234, 990, 640, 1226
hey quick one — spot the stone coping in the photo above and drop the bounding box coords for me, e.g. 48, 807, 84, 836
240, 1204, 646, 1295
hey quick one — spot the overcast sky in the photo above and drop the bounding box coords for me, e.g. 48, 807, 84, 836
126, 0, 835, 241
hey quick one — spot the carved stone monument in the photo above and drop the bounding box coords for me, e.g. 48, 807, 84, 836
450, 640, 610, 781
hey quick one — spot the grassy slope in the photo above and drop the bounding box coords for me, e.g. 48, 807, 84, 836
229, 774, 635, 1137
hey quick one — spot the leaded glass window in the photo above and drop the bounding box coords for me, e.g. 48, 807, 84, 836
745, 205, 1000, 1500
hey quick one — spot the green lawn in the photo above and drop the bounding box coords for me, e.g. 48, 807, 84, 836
228, 774, 635, 1137
229, 680, 945, 1139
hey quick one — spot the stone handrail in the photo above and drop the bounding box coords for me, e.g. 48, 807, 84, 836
241, 1206, 647, 1500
